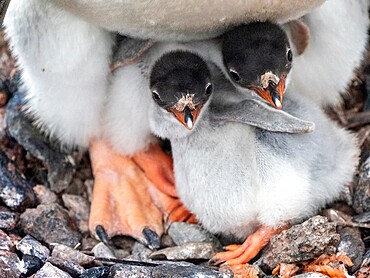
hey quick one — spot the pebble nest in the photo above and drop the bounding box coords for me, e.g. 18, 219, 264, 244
0, 28, 369, 278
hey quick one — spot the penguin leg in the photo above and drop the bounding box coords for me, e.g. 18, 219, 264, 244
133, 143, 197, 225
211, 225, 287, 266
89, 139, 164, 249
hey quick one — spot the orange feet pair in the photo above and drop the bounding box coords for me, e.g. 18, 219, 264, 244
88, 139, 195, 249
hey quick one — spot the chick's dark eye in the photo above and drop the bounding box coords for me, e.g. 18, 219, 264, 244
205, 83, 213, 96
229, 69, 241, 82
152, 91, 160, 101
287, 49, 293, 62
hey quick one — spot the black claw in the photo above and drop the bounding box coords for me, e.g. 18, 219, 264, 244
142, 227, 160, 250
95, 225, 110, 245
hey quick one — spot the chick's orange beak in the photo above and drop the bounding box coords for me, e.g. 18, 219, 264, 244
248, 75, 286, 110
170, 104, 203, 130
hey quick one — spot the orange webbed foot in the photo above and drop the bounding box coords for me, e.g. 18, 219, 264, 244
211, 225, 288, 266
88, 139, 164, 249
133, 143, 197, 226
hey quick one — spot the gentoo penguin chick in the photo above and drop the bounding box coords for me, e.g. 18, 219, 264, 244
149, 51, 213, 130
221, 22, 293, 109
149, 51, 359, 269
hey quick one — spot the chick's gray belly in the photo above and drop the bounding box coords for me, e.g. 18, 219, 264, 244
172, 123, 259, 240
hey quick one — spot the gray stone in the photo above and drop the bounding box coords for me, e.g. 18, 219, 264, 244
33, 184, 58, 205
292, 273, 329, 278
0, 206, 18, 229
62, 194, 90, 234
16, 234, 50, 262
256, 216, 340, 271
19, 203, 81, 247
337, 227, 365, 272
0, 249, 23, 278
150, 242, 216, 261
127, 241, 153, 262
108, 261, 229, 278
6, 93, 75, 193
80, 266, 110, 278
51, 244, 94, 265
47, 256, 85, 277
92, 242, 117, 259
0, 229, 14, 251
34, 262, 72, 278
168, 222, 222, 249
0, 150, 36, 211
353, 156, 370, 213
21, 254, 43, 276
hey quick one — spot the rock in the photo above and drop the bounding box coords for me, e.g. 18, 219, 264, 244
81, 236, 100, 251
62, 194, 89, 233
109, 261, 229, 278
47, 256, 85, 277
151, 263, 230, 278
0, 150, 36, 211
6, 92, 75, 193
291, 273, 329, 278
127, 241, 153, 262
16, 235, 50, 262
0, 229, 15, 251
0, 249, 23, 278
0, 206, 18, 230
337, 227, 365, 272
256, 216, 340, 271
353, 156, 370, 213
109, 263, 153, 277
361, 248, 370, 267
352, 211, 370, 223
92, 242, 117, 259
51, 244, 94, 265
34, 262, 72, 278
21, 254, 43, 276
150, 242, 216, 261
33, 185, 58, 205
168, 222, 222, 249
19, 203, 81, 247
355, 266, 370, 278
79, 266, 110, 278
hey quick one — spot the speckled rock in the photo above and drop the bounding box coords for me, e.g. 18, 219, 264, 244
0, 249, 23, 278
16, 234, 50, 262
150, 242, 216, 261
109, 262, 229, 278
62, 194, 89, 233
353, 156, 370, 213
52, 244, 94, 265
168, 222, 222, 249
21, 254, 43, 276
256, 216, 340, 271
6, 93, 75, 193
92, 242, 117, 259
34, 262, 72, 278
80, 266, 110, 278
33, 184, 58, 205
337, 227, 365, 272
127, 242, 153, 262
0, 206, 18, 229
19, 203, 81, 247
291, 273, 329, 278
0, 229, 15, 251
47, 256, 85, 277
0, 150, 36, 211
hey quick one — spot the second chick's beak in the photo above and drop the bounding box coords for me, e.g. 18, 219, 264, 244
248, 72, 287, 109
169, 94, 203, 130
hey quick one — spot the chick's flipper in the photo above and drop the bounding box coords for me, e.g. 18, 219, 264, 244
211, 225, 287, 266
88, 139, 164, 249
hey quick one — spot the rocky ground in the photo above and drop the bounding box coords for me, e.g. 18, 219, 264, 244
0, 29, 369, 278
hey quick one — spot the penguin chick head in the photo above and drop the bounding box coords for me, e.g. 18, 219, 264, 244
149, 51, 213, 130
222, 21, 293, 109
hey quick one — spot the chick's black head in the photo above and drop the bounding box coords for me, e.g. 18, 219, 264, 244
222, 21, 292, 88
149, 51, 213, 110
